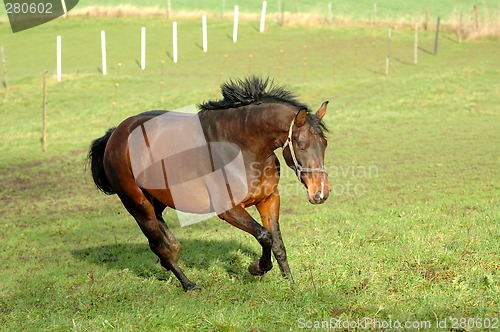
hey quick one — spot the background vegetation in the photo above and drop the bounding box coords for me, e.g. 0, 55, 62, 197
77, 0, 499, 20
0, 1, 498, 331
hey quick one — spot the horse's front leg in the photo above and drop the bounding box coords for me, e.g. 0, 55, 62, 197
256, 189, 295, 285
218, 206, 273, 275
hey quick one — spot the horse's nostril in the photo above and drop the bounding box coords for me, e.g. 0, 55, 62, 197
311, 189, 329, 204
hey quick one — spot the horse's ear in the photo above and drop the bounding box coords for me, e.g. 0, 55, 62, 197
316, 101, 328, 120
295, 108, 308, 127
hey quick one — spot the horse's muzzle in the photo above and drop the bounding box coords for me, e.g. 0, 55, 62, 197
309, 189, 330, 204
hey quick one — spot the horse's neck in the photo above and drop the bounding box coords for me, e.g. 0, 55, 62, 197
202, 104, 293, 156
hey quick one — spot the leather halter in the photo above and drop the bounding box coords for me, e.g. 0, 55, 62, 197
282, 116, 328, 179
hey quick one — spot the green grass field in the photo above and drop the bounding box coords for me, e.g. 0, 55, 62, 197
0, 8, 499, 332
3, 0, 500, 26
80, 0, 500, 21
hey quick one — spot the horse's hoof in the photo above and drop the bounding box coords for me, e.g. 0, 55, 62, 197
248, 259, 271, 276
183, 282, 202, 292
248, 260, 264, 276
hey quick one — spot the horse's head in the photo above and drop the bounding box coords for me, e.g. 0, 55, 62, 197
282, 101, 330, 204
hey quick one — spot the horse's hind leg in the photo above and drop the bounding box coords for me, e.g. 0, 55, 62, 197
152, 199, 181, 264
120, 193, 198, 291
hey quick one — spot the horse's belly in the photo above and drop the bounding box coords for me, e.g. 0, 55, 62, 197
138, 146, 249, 214
148, 180, 213, 214
148, 170, 248, 215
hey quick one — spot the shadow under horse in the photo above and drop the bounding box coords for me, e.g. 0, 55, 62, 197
87, 76, 330, 291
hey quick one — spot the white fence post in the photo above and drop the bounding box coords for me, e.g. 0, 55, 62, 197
260, 1, 267, 33
56, 35, 61, 81
141, 27, 146, 70
202, 15, 208, 52
101, 30, 107, 75
173, 22, 178, 63
233, 5, 239, 43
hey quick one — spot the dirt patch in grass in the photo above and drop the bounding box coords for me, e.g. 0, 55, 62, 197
1, 149, 101, 217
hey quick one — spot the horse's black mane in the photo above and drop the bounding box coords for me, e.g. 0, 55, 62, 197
199, 76, 308, 111
199, 76, 327, 137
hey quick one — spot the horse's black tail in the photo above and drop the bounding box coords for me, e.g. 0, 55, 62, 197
87, 127, 116, 195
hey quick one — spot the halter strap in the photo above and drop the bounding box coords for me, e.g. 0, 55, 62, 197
282, 117, 328, 179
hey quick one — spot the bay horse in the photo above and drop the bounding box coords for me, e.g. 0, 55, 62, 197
87, 76, 330, 291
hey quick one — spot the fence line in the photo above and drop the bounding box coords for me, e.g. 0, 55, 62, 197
37, 3, 480, 85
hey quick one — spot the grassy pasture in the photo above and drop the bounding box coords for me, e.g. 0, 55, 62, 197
78, 0, 500, 21
67, 0, 500, 41
0, 10, 499, 332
